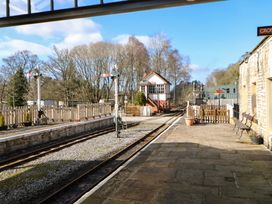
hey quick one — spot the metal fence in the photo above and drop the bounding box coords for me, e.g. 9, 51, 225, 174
0, 103, 112, 127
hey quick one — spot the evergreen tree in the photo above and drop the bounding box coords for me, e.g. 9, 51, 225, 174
8, 68, 29, 107
134, 91, 147, 106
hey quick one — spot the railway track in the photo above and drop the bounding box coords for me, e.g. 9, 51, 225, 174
0, 122, 139, 172
38, 112, 183, 204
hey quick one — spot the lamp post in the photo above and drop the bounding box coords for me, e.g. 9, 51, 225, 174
101, 65, 120, 138
112, 65, 120, 138
33, 69, 42, 119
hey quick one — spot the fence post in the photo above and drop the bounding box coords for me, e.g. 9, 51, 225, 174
70, 107, 72, 122
12, 109, 15, 126
51, 106, 54, 122
85, 105, 88, 120
99, 104, 102, 118
77, 105, 80, 121
92, 104, 95, 119
60, 106, 63, 122
227, 110, 230, 123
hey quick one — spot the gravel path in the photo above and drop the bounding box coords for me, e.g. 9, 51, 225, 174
0, 116, 171, 204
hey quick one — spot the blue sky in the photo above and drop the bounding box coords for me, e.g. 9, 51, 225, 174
0, 0, 271, 82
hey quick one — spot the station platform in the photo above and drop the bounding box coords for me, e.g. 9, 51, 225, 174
0, 116, 114, 157
77, 117, 272, 204
0, 115, 152, 141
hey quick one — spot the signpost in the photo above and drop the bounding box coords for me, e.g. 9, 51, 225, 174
214, 89, 224, 108
257, 26, 272, 36
101, 65, 120, 138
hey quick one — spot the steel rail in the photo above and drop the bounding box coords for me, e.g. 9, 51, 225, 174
38, 112, 183, 204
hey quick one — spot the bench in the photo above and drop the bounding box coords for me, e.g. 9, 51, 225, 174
233, 112, 246, 131
233, 113, 255, 138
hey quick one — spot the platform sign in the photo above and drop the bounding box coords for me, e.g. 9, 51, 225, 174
214, 89, 224, 96
257, 26, 272, 36
100, 73, 112, 78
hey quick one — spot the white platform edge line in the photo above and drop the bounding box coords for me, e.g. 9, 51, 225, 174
75, 115, 183, 204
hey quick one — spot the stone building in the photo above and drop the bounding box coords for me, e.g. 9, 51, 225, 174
239, 36, 272, 149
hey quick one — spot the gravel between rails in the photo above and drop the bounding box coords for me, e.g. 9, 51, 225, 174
0, 117, 171, 204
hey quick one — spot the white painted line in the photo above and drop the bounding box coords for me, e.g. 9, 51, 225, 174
75, 116, 182, 204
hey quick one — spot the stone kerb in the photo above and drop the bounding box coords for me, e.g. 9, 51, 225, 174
0, 116, 114, 157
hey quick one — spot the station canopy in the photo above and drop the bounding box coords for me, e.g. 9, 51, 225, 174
0, 0, 222, 27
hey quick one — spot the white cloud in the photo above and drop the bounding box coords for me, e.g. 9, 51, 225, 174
190, 64, 210, 73
15, 19, 101, 39
113, 34, 152, 47
190, 64, 212, 83
0, 38, 51, 59
14, 19, 103, 49
54, 32, 103, 49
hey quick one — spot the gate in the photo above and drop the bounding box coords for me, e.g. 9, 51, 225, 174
199, 105, 230, 124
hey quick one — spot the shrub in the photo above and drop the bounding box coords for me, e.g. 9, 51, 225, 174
134, 91, 147, 106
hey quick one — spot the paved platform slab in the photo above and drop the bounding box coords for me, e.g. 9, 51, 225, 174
78, 117, 272, 204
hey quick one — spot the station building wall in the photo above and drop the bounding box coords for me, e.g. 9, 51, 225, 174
239, 36, 272, 148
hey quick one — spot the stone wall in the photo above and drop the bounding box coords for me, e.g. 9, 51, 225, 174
0, 116, 114, 157
239, 36, 272, 149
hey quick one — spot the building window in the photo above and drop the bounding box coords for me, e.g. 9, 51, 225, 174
156, 84, 165, 94
233, 88, 236, 93
148, 85, 155, 94
226, 88, 230, 93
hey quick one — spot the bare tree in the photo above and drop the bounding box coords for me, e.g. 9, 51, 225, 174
122, 36, 150, 100
149, 33, 171, 76
1, 50, 40, 77
71, 42, 115, 103
44, 46, 79, 106
0, 34, 192, 107
167, 50, 191, 104
1, 50, 41, 103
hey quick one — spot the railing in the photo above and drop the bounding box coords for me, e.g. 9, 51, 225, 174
200, 105, 227, 110
198, 105, 230, 124
0, 103, 112, 128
